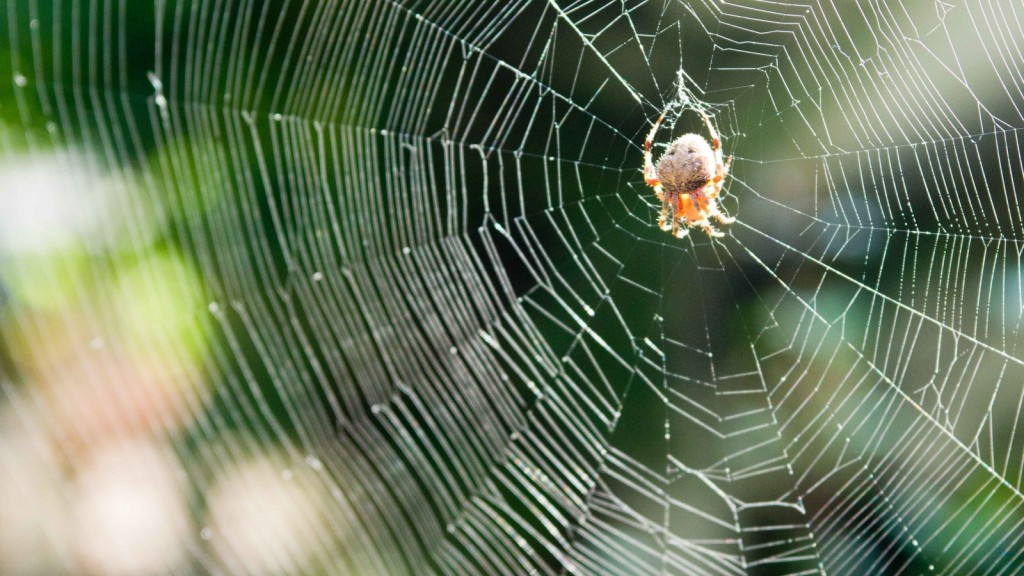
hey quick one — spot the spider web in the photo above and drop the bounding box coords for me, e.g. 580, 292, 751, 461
2, 0, 1024, 574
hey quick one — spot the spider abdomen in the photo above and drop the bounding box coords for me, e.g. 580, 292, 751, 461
656, 134, 715, 194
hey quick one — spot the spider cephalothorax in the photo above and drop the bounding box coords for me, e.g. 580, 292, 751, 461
643, 108, 735, 238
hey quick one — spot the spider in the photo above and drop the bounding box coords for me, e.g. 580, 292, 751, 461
643, 108, 735, 238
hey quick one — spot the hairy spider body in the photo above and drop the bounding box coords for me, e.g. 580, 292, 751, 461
657, 134, 715, 192
643, 109, 734, 238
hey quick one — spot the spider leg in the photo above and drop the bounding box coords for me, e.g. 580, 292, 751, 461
713, 154, 733, 188
656, 186, 671, 231
712, 207, 736, 224
672, 195, 684, 237
700, 181, 733, 224
700, 110, 734, 199
698, 109, 723, 165
704, 223, 724, 238
691, 189, 710, 212
644, 112, 666, 187
712, 208, 736, 225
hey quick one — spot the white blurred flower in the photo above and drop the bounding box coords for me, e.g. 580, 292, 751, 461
0, 405, 68, 575
0, 152, 111, 254
206, 455, 328, 576
71, 438, 190, 576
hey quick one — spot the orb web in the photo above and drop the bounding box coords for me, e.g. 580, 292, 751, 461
2, 1, 1024, 575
